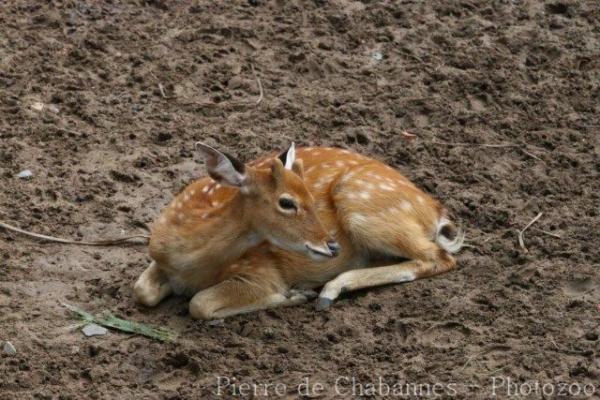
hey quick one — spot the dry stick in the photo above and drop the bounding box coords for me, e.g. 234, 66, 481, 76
0, 221, 149, 246
251, 64, 264, 105
430, 141, 520, 148
517, 212, 543, 252
520, 148, 543, 161
534, 228, 562, 239
158, 83, 167, 99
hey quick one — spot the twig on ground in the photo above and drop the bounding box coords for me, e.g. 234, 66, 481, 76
519, 148, 543, 161
251, 64, 264, 105
158, 83, 167, 99
430, 141, 519, 148
0, 221, 149, 246
400, 131, 417, 140
63, 303, 177, 342
534, 228, 562, 239
517, 212, 543, 252
461, 351, 485, 371
60, 128, 88, 137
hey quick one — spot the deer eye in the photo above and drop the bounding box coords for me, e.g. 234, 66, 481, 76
278, 197, 298, 211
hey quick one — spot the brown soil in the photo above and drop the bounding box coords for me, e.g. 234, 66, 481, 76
1, 1, 599, 399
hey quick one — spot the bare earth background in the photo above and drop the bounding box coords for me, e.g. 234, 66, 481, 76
1, 1, 599, 399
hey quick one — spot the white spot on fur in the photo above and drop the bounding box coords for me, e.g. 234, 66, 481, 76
341, 171, 356, 184
348, 213, 368, 227
400, 200, 413, 211
214, 184, 221, 190
158, 215, 167, 224
416, 196, 424, 204
190, 189, 196, 196
317, 178, 329, 187
202, 186, 210, 194
359, 191, 371, 200
379, 183, 395, 191
183, 193, 190, 201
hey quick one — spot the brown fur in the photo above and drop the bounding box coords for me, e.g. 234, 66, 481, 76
134, 147, 462, 319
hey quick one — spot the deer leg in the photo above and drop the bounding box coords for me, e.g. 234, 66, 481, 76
317, 251, 456, 311
189, 278, 316, 320
133, 261, 172, 307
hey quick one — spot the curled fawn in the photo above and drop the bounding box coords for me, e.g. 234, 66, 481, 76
134, 143, 463, 319
134, 142, 338, 308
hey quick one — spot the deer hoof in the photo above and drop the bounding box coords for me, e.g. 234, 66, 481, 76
316, 297, 333, 311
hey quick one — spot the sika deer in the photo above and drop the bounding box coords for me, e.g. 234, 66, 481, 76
135, 145, 464, 319
134, 143, 338, 308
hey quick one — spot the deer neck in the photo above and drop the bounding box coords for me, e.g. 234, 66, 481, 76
190, 192, 262, 268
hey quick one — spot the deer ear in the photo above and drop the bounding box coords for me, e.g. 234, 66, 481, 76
196, 142, 247, 187
277, 142, 296, 170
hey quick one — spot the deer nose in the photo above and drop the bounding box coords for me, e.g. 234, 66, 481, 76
326, 240, 341, 257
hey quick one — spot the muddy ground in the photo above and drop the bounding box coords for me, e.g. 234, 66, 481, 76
1, 1, 599, 399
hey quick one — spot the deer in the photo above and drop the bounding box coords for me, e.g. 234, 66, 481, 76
134, 143, 464, 319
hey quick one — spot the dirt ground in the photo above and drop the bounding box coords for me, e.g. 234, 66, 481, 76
1, 1, 599, 399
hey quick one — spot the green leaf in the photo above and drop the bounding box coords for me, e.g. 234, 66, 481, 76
63, 303, 177, 342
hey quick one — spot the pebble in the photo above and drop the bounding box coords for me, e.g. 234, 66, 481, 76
30, 102, 59, 113
30, 102, 45, 111
3, 341, 17, 355
207, 319, 225, 327
82, 323, 108, 337
17, 169, 33, 179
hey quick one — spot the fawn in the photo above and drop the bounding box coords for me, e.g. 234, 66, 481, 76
134, 143, 463, 319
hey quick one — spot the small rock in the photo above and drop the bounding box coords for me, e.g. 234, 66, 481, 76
3, 341, 16, 355
31, 102, 45, 111
371, 51, 383, 62
207, 319, 225, 327
46, 104, 60, 114
17, 169, 33, 179
262, 328, 276, 340
82, 323, 108, 337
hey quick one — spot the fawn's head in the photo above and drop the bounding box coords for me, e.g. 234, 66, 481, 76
196, 142, 339, 260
